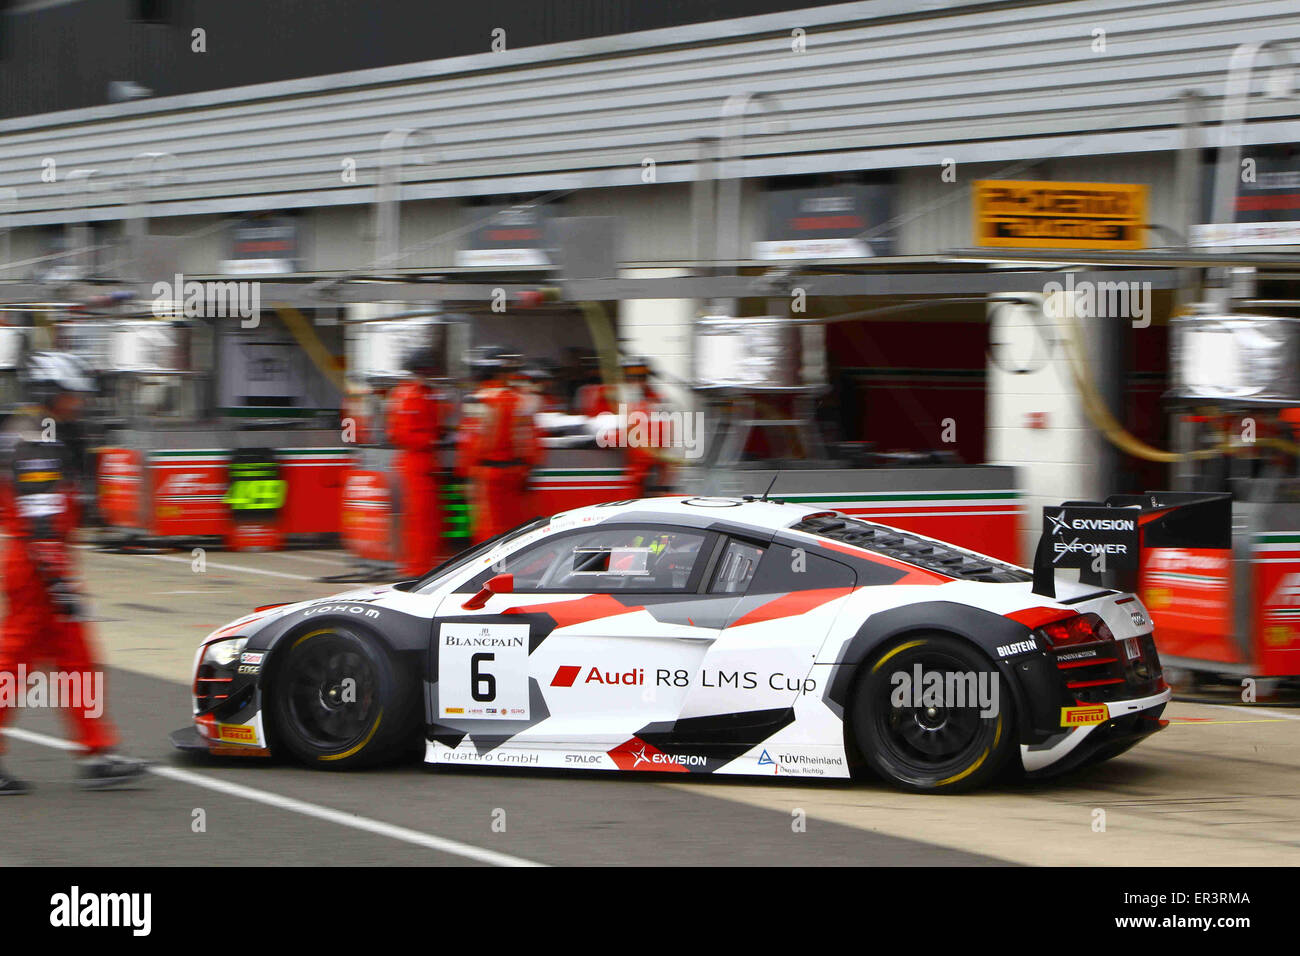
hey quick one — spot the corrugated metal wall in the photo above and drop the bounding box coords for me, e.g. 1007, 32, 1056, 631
2, 0, 1298, 233
897, 153, 1187, 254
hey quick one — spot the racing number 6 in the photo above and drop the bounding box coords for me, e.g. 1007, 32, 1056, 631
437, 622, 529, 721
471, 652, 496, 702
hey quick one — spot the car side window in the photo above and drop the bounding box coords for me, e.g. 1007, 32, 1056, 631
745, 543, 857, 592
463, 526, 709, 593
710, 539, 766, 594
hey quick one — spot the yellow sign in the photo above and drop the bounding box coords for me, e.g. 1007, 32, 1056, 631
974, 180, 1147, 249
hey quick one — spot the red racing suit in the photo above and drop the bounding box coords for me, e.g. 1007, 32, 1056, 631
0, 414, 117, 755
387, 380, 444, 577
607, 384, 674, 497
455, 381, 541, 543
622, 392, 674, 497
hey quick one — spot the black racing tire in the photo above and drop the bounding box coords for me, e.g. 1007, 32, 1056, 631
850, 633, 1015, 793
268, 623, 418, 769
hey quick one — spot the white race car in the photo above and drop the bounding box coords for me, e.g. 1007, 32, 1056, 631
172, 496, 1171, 792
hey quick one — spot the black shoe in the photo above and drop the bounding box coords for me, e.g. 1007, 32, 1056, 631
0, 765, 31, 795
77, 753, 150, 791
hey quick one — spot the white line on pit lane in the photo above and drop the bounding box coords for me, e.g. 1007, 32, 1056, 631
82, 546, 334, 583
1226, 705, 1300, 721
266, 551, 353, 568
142, 553, 318, 581
2, 727, 544, 868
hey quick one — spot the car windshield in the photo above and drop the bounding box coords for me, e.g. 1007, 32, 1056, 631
408, 516, 551, 593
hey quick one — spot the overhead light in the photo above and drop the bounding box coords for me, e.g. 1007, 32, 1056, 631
108, 81, 153, 103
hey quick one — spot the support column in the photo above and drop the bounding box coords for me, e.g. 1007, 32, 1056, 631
617, 267, 697, 415
986, 294, 1106, 562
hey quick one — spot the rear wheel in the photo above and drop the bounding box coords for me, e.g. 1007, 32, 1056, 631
850, 633, 1014, 793
269, 624, 417, 769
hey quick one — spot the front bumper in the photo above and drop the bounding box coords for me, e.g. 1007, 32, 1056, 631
170, 713, 271, 758
182, 632, 272, 756
170, 726, 206, 751
1022, 686, 1171, 776
170, 723, 271, 759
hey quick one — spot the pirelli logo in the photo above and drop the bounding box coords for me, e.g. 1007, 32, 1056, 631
1061, 705, 1110, 727
18, 470, 61, 483
217, 723, 257, 743
974, 180, 1147, 249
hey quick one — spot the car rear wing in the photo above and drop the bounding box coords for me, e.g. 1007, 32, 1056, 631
1031, 492, 1231, 598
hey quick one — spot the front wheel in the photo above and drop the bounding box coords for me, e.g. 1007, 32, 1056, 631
850, 633, 1015, 793
268, 624, 417, 769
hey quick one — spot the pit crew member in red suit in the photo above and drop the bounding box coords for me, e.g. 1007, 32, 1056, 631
0, 352, 148, 793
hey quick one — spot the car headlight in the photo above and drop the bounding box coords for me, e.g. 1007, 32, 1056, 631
202, 637, 248, 667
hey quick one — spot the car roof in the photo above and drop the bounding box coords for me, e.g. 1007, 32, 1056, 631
550, 496, 827, 534
540, 496, 1031, 584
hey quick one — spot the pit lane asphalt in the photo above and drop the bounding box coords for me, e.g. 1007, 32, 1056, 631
1, 545, 1296, 866
2, 664, 1010, 866
0, 545, 1000, 867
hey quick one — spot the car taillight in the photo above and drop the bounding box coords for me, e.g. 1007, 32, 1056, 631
1038, 612, 1115, 648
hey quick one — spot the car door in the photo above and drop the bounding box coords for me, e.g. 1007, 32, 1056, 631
433, 523, 731, 753
677, 537, 858, 736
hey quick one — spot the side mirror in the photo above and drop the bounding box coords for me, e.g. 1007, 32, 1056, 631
461, 573, 514, 611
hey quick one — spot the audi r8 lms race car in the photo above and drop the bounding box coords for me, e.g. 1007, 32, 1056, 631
172, 496, 1171, 792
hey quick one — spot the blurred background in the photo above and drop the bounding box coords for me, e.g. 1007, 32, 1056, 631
3, 0, 1300, 689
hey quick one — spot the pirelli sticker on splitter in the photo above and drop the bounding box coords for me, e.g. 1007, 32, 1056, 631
217, 723, 257, 743
1061, 705, 1109, 727
974, 180, 1147, 249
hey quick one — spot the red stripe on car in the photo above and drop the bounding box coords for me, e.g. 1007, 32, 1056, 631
807, 538, 951, 584
728, 587, 856, 628
503, 593, 643, 629
1005, 606, 1078, 629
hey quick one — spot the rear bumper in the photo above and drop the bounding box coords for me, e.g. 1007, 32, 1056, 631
1022, 687, 1171, 776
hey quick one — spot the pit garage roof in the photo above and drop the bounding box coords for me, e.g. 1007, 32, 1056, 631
2, 0, 1299, 228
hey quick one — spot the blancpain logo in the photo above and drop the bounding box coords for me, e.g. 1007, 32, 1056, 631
444, 635, 525, 648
